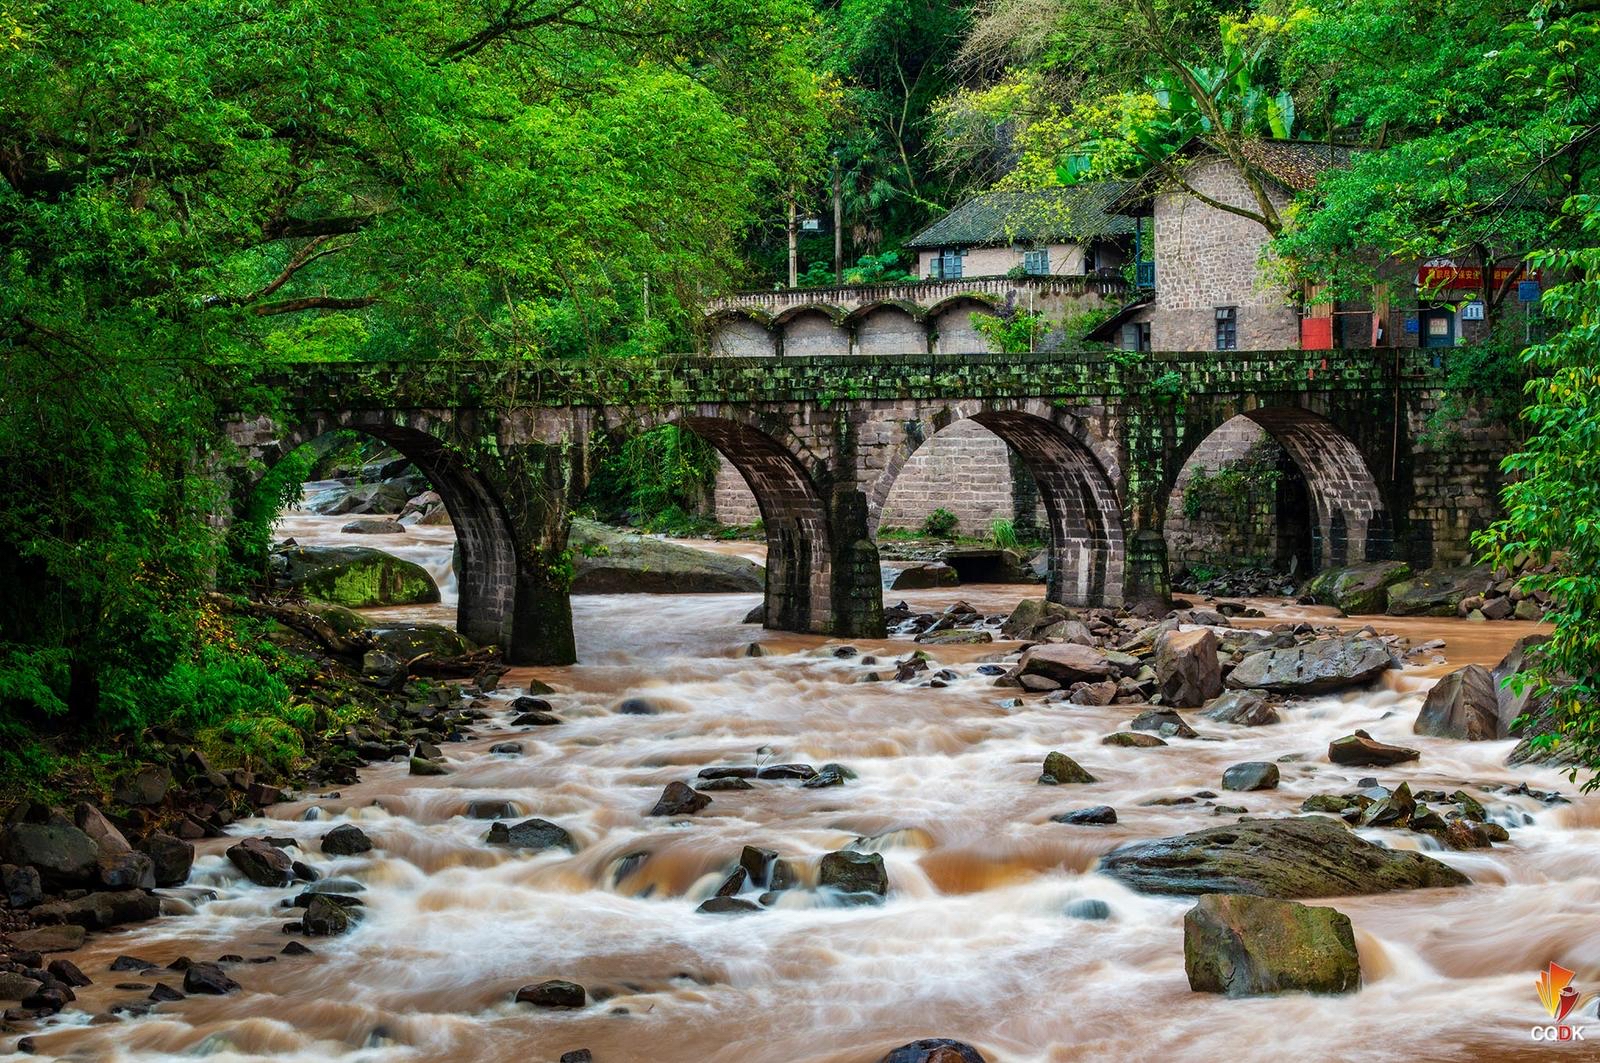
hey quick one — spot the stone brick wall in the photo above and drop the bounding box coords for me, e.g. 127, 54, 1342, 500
708, 317, 778, 357
1401, 398, 1516, 567
1151, 159, 1300, 351
855, 305, 927, 355
1163, 416, 1309, 572
712, 458, 762, 526
879, 420, 1018, 533
781, 310, 850, 357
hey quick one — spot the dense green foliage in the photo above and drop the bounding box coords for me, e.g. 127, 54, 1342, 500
0, 0, 823, 778
584, 426, 728, 533
1478, 196, 1600, 785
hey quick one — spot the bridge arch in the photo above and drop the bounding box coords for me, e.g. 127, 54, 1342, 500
844, 301, 928, 356
1162, 405, 1392, 572
704, 307, 777, 358
774, 304, 850, 358
229, 412, 522, 656
593, 407, 877, 637
926, 295, 1001, 354
868, 400, 1126, 607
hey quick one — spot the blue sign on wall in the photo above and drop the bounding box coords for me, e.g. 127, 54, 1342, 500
1403, 316, 1420, 334
1518, 280, 1542, 303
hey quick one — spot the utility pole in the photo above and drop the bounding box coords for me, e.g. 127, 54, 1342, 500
787, 196, 799, 288
833, 160, 843, 285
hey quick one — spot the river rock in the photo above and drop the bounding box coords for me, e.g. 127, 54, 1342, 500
227, 837, 293, 887
1226, 637, 1394, 694
1052, 806, 1118, 825
368, 624, 472, 661
73, 803, 130, 855
570, 519, 764, 593
303, 894, 357, 936
891, 563, 959, 590
11, 924, 86, 953
0, 972, 43, 1001
516, 979, 586, 1008
321, 824, 374, 856
341, 516, 406, 535
818, 849, 888, 902
1103, 731, 1166, 748
2, 863, 43, 907
1154, 629, 1222, 707
1202, 690, 1279, 726
1221, 762, 1279, 791
98, 850, 156, 890
878, 1040, 988, 1063
1, 822, 100, 887
409, 756, 450, 776
1329, 730, 1420, 766
697, 896, 762, 915
1303, 561, 1413, 615
115, 765, 172, 807
1130, 709, 1197, 739
488, 742, 524, 755
1098, 816, 1469, 897
1184, 893, 1361, 996
182, 963, 240, 995
1039, 751, 1096, 784
487, 818, 575, 852
1002, 599, 1078, 639
1413, 665, 1500, 741
1385, 565, 1492, 616
1019, 643, 1113, 685
137, 833, 195, 887
274, 545, 440, 608
649, 781, 711, 816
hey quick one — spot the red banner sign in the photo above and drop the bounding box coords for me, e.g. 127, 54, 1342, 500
1415, 262, 1530, 291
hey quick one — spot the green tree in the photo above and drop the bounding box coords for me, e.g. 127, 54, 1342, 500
1477, 195, 1600, 785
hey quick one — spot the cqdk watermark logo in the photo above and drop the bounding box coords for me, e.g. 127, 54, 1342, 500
1532, 962, 1587, 1042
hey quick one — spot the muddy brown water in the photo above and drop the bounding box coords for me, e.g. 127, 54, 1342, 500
16, 516, 1598, 1063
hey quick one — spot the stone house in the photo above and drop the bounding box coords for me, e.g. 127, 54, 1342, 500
1091, 139, 1522, 353
904, 184, 1134, 282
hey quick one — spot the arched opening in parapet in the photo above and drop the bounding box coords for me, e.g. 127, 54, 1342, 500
926, 295, 1001, 354
235, 421, 518, 653
579, 416, 838, 634
1162, 408, 1390, 590
868, 406, 1125, 606
846, 301, 927, 356
704, 308, 777, 358
774, 304, 849, 358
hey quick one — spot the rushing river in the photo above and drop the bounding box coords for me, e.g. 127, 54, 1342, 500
20, 512, 1600, 1063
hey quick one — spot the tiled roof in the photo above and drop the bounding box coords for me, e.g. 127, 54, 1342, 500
905, 183, 1136, 249
1236, 140, 1355, 191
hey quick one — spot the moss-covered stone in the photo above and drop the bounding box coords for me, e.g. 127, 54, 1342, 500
1184, 893, 1361, 996
1303, 561, 1412, 615
276, 546, 440, 608
1385, 565, 1493, 617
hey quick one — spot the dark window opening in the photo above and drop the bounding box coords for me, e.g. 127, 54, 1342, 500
1215, 306, 1238, 351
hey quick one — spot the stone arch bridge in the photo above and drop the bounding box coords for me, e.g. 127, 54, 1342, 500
222, 349, 1491, 665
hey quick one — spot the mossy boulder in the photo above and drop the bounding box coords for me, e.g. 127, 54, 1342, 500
1097, 816, 1468, 898
569, 519, 764, 594
1302, 561, 1412, 615
1384, 565, 1493, 617
368, 623, 473, 660
1184, 893, 1361, 996
275, 546, 440, 608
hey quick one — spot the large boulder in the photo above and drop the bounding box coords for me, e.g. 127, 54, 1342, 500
486, 818, 575, 852
569, 519, 764, 594
648, 781, 711, 817
138, 833, 194, 887
1385, 565, 1493, 617
878, 1040, 988, 1063
1303, 561, 1413, 615
367, 624, 473, 661
1002, 599, 1077, 640
1226, 637, 1393, 694
1019, 644, 1114, 685
1, 823, 100, 887
321, 824, 374, 856
274, 545, 440, 608
890, 563, 959, 590
320, 479, 412, 516
818, 849, 888, 902
1184, 893, 1361, 996
1413, 665, 1500, 740
1203, 691, 1279, 726
29, 889, 161, 930
1154, 629, 1222, 708
1493, 634, 1552, 737
1097, 816, 1469, 898
1329, 730, 1420, 766
226, 836, 293, 887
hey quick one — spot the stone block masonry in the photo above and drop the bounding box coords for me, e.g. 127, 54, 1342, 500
221, 348, 1504, 665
